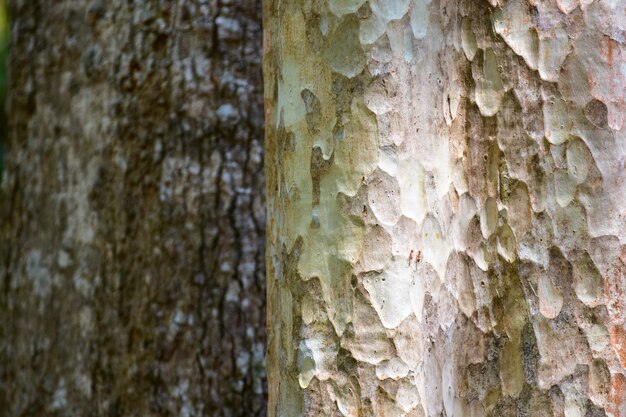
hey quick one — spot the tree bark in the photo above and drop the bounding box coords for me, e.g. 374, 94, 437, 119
0, 1, 266, 416
264, 0, 625, 416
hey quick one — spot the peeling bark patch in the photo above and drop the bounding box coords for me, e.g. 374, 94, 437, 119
322, 17, 365, 79
265, 0, 626, 415
584, 99, 609, 129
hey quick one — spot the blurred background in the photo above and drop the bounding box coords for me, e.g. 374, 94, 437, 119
0, 1, 266, 416
0, 0, 8, 181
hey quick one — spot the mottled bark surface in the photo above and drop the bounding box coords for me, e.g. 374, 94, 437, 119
265, 0, 625, 416
0, 1, 265, 416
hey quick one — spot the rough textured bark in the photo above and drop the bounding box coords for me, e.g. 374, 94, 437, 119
265, 0, 625, 416
0, 1, 266, 416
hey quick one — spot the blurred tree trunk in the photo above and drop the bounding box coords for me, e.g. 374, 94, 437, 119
264, 0, 625, 416
0, 1, 266, 416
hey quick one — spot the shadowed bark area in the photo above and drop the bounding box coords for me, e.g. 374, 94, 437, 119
0, 1, 266, 416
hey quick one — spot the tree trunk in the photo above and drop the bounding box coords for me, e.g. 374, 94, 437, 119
0, 1, 266, 416
264, 0, 625, 416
